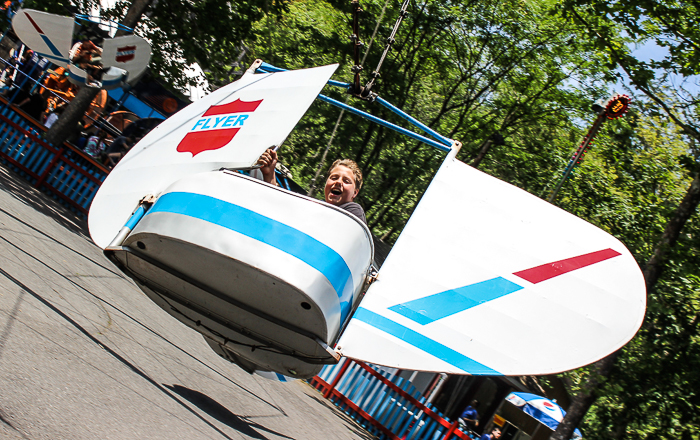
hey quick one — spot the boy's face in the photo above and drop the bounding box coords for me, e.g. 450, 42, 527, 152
324, 165, 358, 206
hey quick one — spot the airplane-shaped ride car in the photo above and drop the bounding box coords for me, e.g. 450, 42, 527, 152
87, 61, 646, 380
9, 8, 647, 381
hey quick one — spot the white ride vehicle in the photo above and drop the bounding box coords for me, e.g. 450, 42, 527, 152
86, 62, 646, 380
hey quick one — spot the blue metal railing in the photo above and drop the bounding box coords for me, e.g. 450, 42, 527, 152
311, 360, 473, 440
0, 101, 108, 217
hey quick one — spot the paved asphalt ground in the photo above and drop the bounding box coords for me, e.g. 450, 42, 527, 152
0, 165, 373, 440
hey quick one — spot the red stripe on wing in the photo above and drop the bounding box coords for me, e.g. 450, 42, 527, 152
176, 128, 241, 157
25, 13, 45, 34
513, 248, 621, 284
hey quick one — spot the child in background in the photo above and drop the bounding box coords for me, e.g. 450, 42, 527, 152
84, 132, 107, 158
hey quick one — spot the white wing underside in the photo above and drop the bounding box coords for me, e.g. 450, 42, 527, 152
12, 9, 74, 64
89, 64, 338, 249
339, 158, 646, 375
101, 35, 152, 83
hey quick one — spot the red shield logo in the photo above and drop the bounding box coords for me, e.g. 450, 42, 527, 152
176, 99, 263, 157
115, 46, 136, 63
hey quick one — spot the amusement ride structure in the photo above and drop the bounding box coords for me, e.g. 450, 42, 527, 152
11, 5, 646, 383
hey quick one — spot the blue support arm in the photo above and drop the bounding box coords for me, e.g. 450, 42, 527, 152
257, 62, 453, 153
374, 97, 453, 147
317, 94, 451, 152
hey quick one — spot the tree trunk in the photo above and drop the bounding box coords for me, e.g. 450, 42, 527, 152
470, 138, 493, 168
116, 0, 153, 36
549, 171, 700, 440
44, 86, 100, 147
550, 351, 618, 440
643, 172, 700, 289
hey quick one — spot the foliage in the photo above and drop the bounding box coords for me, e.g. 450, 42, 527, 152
20, 0, 99, 15
551, 0, 700, 437
102, 0, 288, 91
18, 0, 287, 91
544, 98, 700, 440
248, 0, 612, 242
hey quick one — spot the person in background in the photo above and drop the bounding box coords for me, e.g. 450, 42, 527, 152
70, 40, 104, 87
480, 427, 501, 440
459, 399, 479, 433
103, 135, 137, 167
1, 46, 24, 92
16, 49, 39, 92
83, 132, 107, 159
43, 105, 63, 129
41, 68, 77, 115
257, 149, 366, 223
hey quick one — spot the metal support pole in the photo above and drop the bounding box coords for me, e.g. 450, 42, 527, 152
442, 420, 460, 440
256, 62, 454, 153
375, 96, 452, 147
107, 195, 156, 248
318, 94, 452, 152
548, 110, 606, 203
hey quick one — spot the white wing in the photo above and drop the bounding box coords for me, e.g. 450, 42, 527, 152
12, 9, 74, 64
339, 158, 646, 375
101, 35, 152, 83
88, 63, 338, 249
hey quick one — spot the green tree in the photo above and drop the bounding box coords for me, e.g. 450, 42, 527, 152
551, 1, 700, 438
549, 103, 700, 439
105, 0, 287, 91
248, 0, 612, 243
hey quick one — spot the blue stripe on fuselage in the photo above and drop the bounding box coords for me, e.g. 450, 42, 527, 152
146, 192, 354, 321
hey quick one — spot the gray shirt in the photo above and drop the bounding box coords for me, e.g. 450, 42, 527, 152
339, 202, 366, 224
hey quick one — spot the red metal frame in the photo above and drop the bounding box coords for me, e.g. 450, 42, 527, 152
313, 374, 402, 440
324, 358, 351, 399
311, 360, 471, 440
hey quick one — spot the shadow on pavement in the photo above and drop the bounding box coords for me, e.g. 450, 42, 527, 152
0, 165, 88, 237
0, 164, 123, 278
304, 391, 378, 440
166, 384, 296, 440
0, 408, 31, 440
0, 163, 375, 440
0, 207, 123, 277
0, 232, 287, 414
0, 266, 240, 440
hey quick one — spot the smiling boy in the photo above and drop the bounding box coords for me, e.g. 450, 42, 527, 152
258, 151, 366, 223
323, 159, 366, 223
